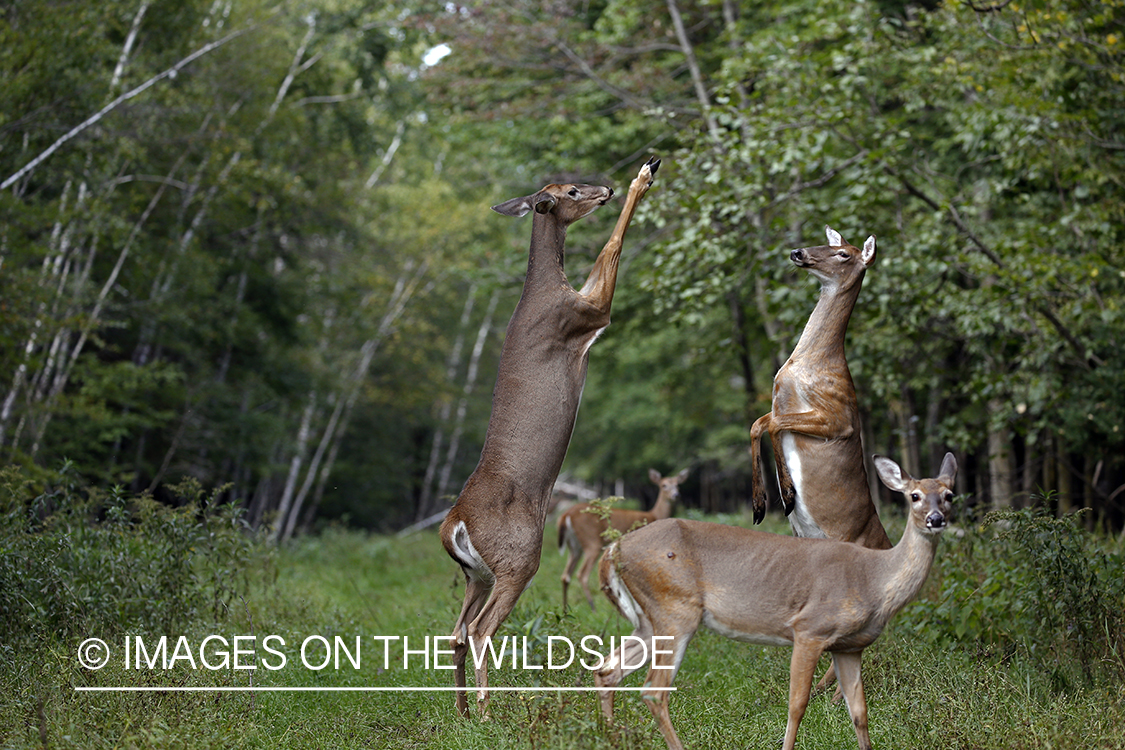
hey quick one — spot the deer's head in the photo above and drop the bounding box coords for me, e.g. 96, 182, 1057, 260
873, 453, 957, 535
790, 225, 876, 292
492, 183, 614, 225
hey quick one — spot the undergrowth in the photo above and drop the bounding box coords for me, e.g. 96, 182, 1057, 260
895, 499, 1125, 691
0, 462, 273, 657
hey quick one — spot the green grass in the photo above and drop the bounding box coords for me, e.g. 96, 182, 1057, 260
3, 508, 1124, 749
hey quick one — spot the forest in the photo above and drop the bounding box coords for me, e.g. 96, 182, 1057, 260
2, 0, 1124, 535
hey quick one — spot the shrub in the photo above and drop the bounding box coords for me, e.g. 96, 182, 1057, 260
898, 501, 1125, 691
0, 463, 272, 653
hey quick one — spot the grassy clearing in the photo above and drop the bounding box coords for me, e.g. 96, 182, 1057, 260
2, 500, 1124, 749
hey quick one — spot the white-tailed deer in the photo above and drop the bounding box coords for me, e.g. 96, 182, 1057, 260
595, 452, 957, 750
439, 157, 659, 718
749, 226, 890, 551
557, 468, 689, 611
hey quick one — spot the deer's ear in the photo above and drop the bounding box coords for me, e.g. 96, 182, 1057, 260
862, 235, 876, 266
648, 468, 662, 484
872, 455, 907, 493
533, 193, 557, 214
825, 225, 843, 247
938, 452, 958, 487
491, 195, 534, 217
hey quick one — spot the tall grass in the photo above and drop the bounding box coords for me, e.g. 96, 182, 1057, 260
0, 476, 1122, 749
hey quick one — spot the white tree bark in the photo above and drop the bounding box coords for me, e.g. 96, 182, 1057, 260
435, 288, 499, 502
1, 24, 254, 191
417, 286, 477, 518
276, 260, 429, 542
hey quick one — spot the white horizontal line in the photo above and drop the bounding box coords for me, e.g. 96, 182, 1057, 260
75, 686, 674, 693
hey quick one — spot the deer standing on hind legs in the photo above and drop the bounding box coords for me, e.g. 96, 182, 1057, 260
439, 157, 659, 719
749, 225, 890, 549
557, 468, 689, 611
595, 452, 958, 750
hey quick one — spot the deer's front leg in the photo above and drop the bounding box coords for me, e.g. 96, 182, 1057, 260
749, 413, 772, 524
832, 651, 871, 750
769, 406, 857, 516
769, 420, 798, 516
768, 408, 856, 442
578, 157, 659, 311
782, 639, 824, 750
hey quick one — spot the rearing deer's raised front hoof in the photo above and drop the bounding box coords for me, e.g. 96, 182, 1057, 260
782, 491, 796, 516
752, 496, 766, 525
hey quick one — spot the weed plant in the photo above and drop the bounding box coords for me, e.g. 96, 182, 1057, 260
895, 499, 1125, 692
0, 462, 272, 655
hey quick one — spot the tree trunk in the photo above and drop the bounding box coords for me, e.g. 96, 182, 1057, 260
417, 286, 477, 519
272, 391, 318, 541
435, 289, 500, 503
277, 260, 429, 542
987, 398, 1013, 509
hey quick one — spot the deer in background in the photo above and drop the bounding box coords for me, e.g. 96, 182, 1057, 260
595, 452, 958, 750
749, 225, 890, 550
440, 157, 659, 718
557, 468, 689, 611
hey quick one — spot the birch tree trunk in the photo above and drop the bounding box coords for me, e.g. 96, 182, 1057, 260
665, 0, 722, 146
275, 260, 430, 542
1, 24, 253, 192
435, 289, 499, 503
272, 391, 318, 538
417, 286, 477, 520
26, 154, 188, 457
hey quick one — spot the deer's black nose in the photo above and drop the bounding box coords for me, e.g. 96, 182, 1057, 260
791, 248, 806, 263
926, 512, 946, 529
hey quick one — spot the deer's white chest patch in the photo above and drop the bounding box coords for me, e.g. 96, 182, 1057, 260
780, 432, 828, 539
580, 326, 607, 358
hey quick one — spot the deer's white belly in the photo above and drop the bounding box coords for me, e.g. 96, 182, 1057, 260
703, 611, 791, 647
780, 432, 828, 539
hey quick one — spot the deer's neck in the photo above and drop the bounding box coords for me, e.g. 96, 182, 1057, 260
525, 214, 569, 290
649, 493, 674, 520
878, 522, 939, 619
789, 275, 863, 363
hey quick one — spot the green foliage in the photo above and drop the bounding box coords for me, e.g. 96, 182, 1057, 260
580, 496, 625, 543
0, 463, 271, 653
898, 503, 1125, 691
424, 0, 1125, 515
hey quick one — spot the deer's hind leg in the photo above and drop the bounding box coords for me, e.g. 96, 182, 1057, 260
450, 574, 491, 717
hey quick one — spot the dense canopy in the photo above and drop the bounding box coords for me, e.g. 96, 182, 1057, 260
2, 0, 1122, 532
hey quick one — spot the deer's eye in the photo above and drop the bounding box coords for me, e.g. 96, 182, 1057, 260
911, 493, 921, 503
568, 188, 579, 198
836, 251, 850, 260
